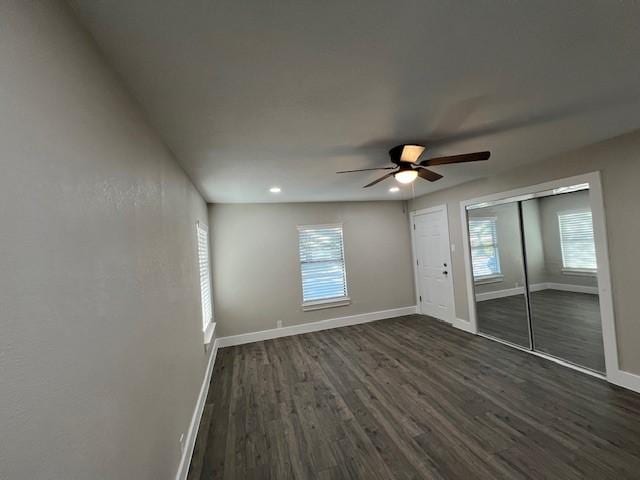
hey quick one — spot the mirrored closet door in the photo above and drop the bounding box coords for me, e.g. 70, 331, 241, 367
466, 184, 606, 373
468, 202, 531, 349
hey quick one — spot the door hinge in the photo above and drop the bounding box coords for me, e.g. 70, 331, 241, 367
416, 259, 419, 266
413, 223, 416, 230
419, 295, 422, 302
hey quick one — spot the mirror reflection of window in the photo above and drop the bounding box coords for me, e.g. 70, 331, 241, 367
557, 210, 597, 273
469, 217, 501, 280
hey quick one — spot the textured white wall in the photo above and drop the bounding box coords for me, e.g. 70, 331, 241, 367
0, 2, 209, 478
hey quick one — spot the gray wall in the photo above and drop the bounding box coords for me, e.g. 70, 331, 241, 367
522, 199, 547, 285
0, 2, 209, 478
409, 128, 640, 374
210, 202, 416, 337
535, 190, 597, 287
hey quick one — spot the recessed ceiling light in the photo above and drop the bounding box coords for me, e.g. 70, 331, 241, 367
269, 187, 281, 193
389, 187, 400, 193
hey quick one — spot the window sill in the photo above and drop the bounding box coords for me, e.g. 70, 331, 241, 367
474, 274, 504, 285
203, 321, 216, 345
562, 268, 597, 277
302, 297, 351, 311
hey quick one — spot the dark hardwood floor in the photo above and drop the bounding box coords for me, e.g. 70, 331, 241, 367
477, 289, 605, 372
188, 314, 640, 480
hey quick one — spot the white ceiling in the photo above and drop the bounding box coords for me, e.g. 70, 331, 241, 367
69, 0, 640, 203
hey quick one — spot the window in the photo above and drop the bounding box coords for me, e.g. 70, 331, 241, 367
558, 210, 597, 273
297, 224, 349, 308
196, 221, 215, 343
468, 217, 501, 278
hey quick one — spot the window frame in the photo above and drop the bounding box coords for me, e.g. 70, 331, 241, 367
468, 216, 503, 281
297, 223, 350, 311
557, 209, 597, 275
196, 221, 215, 344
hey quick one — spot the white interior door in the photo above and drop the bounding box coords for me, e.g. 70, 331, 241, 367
413, 206, 455, 323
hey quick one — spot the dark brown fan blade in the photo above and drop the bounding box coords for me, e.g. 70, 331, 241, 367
417, 167, 443, 182
336, 166, 395, 173
420, 151, 490, 167
363, 172, 395, 188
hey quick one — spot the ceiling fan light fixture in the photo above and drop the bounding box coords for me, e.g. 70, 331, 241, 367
401, 145, 426, 163
395, 169, 418, 184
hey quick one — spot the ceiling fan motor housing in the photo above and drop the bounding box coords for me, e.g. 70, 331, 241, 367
389, 144, 426, 164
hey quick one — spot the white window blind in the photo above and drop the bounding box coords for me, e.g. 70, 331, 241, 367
558, 210, 597, 271
298, 224, 347, 303
468, 217, 501, 278
196, 222, 213, 331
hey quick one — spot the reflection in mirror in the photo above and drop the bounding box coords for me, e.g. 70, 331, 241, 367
522, 189, 605, 372
468, 202, 531, 348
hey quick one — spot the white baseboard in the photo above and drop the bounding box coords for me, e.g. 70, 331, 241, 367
609, 369, 640, 394
543, 282, 599, 295
475, 286, 524, 302
452, 317, 476, 334
175, 338, 220, 480
476, 282, 598, 301
216, 306, 417, 348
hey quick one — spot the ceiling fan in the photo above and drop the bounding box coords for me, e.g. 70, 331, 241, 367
336, 144, 490, 188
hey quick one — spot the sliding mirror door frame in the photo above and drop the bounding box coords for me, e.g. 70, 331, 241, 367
459, 171, 619, 381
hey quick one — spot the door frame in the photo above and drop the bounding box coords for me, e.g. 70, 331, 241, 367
410, 204, 456, 323
459, 171, 620, 382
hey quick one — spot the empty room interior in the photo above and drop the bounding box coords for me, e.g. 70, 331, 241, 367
4, 1, 640, 479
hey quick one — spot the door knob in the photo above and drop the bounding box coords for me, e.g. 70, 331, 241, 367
443, 270, 448, 275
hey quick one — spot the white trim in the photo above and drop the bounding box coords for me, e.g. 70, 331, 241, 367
302, 296, 351, 311
457, 172, 624, 389
588, 173, 620, 381
561, 268, 597, 277
175, 337, 220, 480
203, 321, 216, 344
475, 286, 525, 302
412, 205, 451, 217
543, 282, 599, 295
475, 282, 598, 301
409, 210, 422, 317
453, 318, 475, 334
216, 306, 417, 348
409, 204, 456, 324
297, 222, 342, 231
474, 274, 504, 285
609, 369, 640, 394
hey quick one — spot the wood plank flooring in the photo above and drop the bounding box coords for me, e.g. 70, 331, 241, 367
477, 289, 605, 372
188, 314, 640, 479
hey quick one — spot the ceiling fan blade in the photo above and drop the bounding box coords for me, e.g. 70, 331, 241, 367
363, 172, 395, 188
420, 150, 490, 166
417, 167, 444, 182
336, 166, 395, 174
